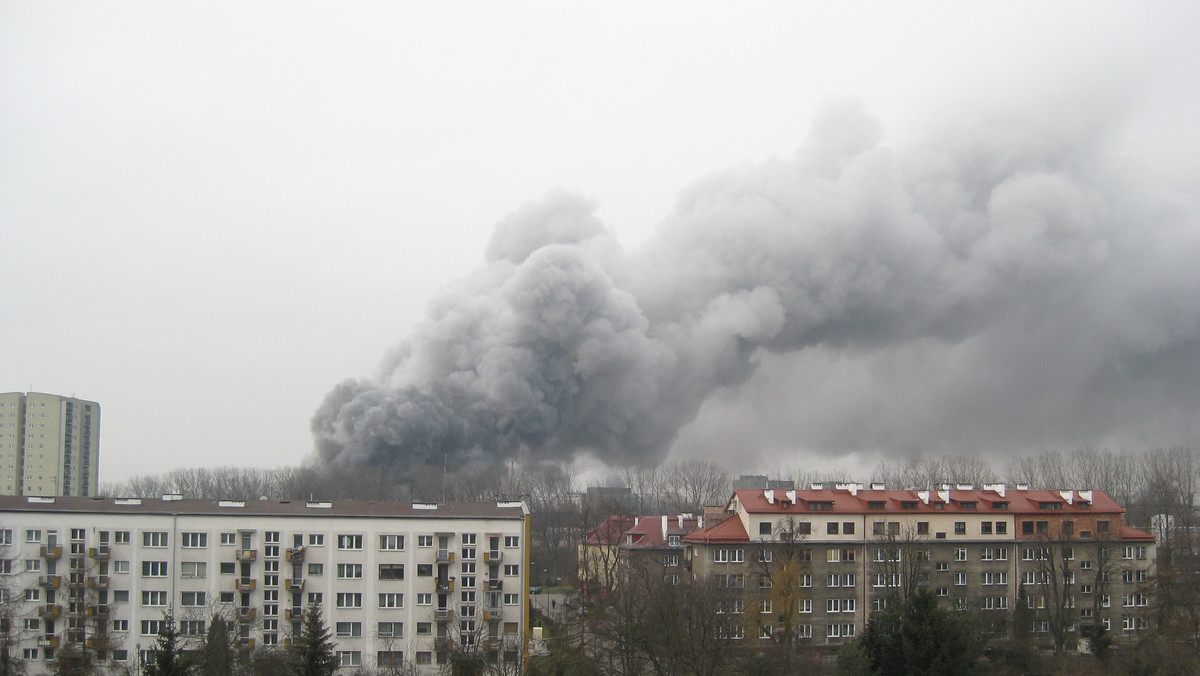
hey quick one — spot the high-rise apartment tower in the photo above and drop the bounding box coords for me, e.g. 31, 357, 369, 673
0, 392, 100, 496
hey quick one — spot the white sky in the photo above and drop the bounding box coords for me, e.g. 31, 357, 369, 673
2, 2, 1197, 483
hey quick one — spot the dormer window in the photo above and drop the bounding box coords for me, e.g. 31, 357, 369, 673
993, 502, 1009, 510
809, 501, 833, 511
868, 501, 886, 510
1039, 502, 1062, 510
900, 501, 918, 510
960, 502, 977, 510
668, 535, 681, 547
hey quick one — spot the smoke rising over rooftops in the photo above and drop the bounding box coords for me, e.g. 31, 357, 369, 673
312, 100, 1200, 474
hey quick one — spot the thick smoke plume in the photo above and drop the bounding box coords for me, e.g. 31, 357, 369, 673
313, 101, 1200, 474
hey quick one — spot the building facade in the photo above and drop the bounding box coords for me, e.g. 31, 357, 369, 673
0, 392, 100, 497
684, 484, 1155, 650
579, 514, 700, 594
0, 495, 529, 674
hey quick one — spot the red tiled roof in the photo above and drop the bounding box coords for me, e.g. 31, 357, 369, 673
683, 514, 748, 544
728, 487, 1126, 516
1121, 524, 1156, 542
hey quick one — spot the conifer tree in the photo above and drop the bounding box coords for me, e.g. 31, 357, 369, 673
143, 611, 188, 676
290, 603, 339, 676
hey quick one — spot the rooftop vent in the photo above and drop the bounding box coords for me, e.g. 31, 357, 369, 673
114, 498, 142, 506
305, 501, 332, 509
162, 494, 183, 502
1016, 483, 1030, 491
218, 500, 245, 508
412, 503, 438, 510
27, 496, 55, 504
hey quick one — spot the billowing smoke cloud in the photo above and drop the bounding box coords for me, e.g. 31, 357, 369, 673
313, 100, 1200, 474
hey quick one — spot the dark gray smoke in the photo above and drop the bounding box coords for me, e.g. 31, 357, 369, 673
313, 100, 1200, 474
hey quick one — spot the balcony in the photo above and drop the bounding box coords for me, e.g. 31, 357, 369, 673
87, 605, 110, 618
436, 549, 454, 563
87, 575, 109, 589
435, 608, 454, 621
483, 610, 498, 621
237, 606, 257, 621
284, 578, 304, 591
38, 635, 60, 649
235, 577, 257, 591
484, 550, 502, 563
484, 579, 503, 591
39, 575, 62, 589
434, 637, 453, 652
38, 605, 62, 619
40, 545, 62, 559
285, 547, 306, 561
235, 549, 257, 561
88, 546, 110, 560
238, 638, 256, 648
86, 635, 111, 650
285, 607, 303, 620
436, 579, 455, 592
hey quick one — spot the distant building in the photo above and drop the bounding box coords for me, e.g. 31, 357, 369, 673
579, 513, 702, 593
0, 495, 530, 674
731, 475, 796, 491
0, 392, 100, 497
684, 484, 1156, 649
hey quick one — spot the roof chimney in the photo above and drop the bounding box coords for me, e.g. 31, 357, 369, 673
1079, 490, 1093, 503
937, 489, 950, 504
786, 489, 797, 504
662, 515, 668, 541
917, 490, 930, 504
1059, 490, 1074, 505
810, 482, 824, 490
983, 483, 1006, 497
871, 483, 885, 490
1016, 483, 1030, 491
765, 489, 775, 505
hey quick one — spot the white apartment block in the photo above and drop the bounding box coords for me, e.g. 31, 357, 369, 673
0, 495, 530, 674
0, 392, 100, 497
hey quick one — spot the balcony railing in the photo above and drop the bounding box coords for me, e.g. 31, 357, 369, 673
88, 546, 110, 560
285, 607, 303, 620
436, 579, 454, 592
238, 638, 256, 648
237, 606, 257, 621
483, 610, 498, 621
87, 605, 110, 618
38, 605, 62, 619
484, 579, 503, 591
40, 545, 62, 559
235, 549, 257, 561
39, 575, 62, 589
87, 575, 109, 589
285, 547, 306, 561
484, 550, 502, 563
284, 578, 304, 591
436, 549, 454, 563
235, 577, 256, 591
435, 608, 453, 621
434, 637, 453, 651
38, 635, 60, 648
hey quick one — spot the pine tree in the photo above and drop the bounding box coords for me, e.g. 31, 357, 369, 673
143, 611, 188, 676
195, 617, 236, 676
291, 603, 339, 676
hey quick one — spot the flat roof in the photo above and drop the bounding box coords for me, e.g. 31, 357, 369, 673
0, 495, 528, 519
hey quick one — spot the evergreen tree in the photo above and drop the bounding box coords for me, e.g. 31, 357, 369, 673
195, 617, 236, 676
291, 603, 339, 676
143, 611, 188, 676
851, 590, 984, 676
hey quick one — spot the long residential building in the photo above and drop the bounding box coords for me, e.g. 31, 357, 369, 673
0, 392, 100, 497
0, 495, 530, 674
683, 484, 1155, 649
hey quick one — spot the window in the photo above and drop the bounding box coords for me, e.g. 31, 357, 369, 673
337, 652, 361, 667
114, 590, 130, 603
307, 592, 323, 605
337, 563, 363, 579
142, 561, 168, 577
759, 522, 772, 536
916, 521, 929, 535
981, 522, 992, 535
336, 593, 362, 608
308, 563, 324, 576
142, 532, 168, 547
416, 651, 432, 664
336, 622, 362, 637
181, 562, 206, 579
220, 532, 236, 545
379, 593, 404, 608
219, 561, 236, 575
26, 529, 41, 543
417, 535, 433, 548
181, 591, 207, 606
799, 574, 811, 587
141, 620, 166, 635
23, 650, 38, 660
24, 558, 41, 573
142, 590, 167, 606
504, 593, 519, 605
827, 522, 839, 535
378, 651, 404, 667
379, 564, 404, 580
378, 622, 403, 638
954, 522, 966, 535
954, 573, 966, 586
798, 599, 812, 613
758, 550, 773, 563
504, 564, 520, 576
504, 535, 519, 548
308, 534, 325, 546
416, 593, 432, 606
113, 619, 129, 632
379, 535, 404, 550
827, 548, 840, 563
181, 532, 207, 548
337, 534, 363, 550
760, 599, 773, 614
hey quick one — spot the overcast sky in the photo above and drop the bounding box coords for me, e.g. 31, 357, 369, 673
3, 2, 1198, 484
